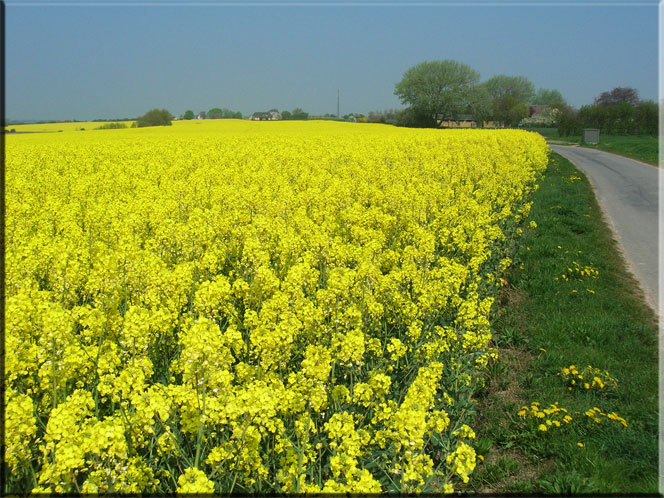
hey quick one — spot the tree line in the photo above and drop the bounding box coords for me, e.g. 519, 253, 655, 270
555, 88, 657, 136
391, 60, 657, 136
392, 60, 564, 128
183, 108, 243, 120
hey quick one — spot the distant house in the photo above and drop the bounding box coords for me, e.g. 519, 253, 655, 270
251, 111, 281, 121
522, 105, 559, 127
435, 114, 502, 129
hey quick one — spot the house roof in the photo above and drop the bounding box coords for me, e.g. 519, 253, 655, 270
436, 114, 475, 121
529, 105, 550, 115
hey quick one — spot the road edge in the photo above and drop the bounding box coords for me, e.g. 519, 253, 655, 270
548, 146, 659, 318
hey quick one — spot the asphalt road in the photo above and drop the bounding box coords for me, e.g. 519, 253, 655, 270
549, 145, 659, 316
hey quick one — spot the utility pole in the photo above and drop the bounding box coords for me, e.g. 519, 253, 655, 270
337, 89, 340, 118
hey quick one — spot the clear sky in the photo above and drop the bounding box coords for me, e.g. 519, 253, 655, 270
6, 0, 660, 121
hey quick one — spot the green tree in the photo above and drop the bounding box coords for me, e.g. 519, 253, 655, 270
483, 75, 536, 104
555, 104, 582, 136
394, 60, 480, 126
579, 103, 636, 135
466, 85, 493, 127
136, 108, 172, 127
533, 88, 565, 106
281, 110, 292, 120
199, 111, 207, 119
395, 106, 436, 128
183, 110, 195, 120
233, 111, 243, 119
291, 108, 309, 120
609, 102, 635, 134
506, 100, 530, 127
493, 95, 529, 127
208, 108, 223, 119
633, 100, 658, 135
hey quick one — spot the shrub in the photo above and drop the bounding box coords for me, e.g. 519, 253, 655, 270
136, 109, 173, 127
95, 122, 128, 130
395, 107, 436, 128
556, 106, 582, 137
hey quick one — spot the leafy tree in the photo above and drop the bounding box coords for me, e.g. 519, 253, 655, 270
208, 108, 223, 119
183, 110, 195, 120
594, 87, 639, 107
555, 104, 582, 136
633, 100, 658, 135
394, 60, 480, 126
291, 108, 309, 120
533, 88, 566, 106
466, 85, 493, 127
578, 104, 606, 130
233, 112, 243, 119
506, 100, 530, 127
483, 75, 535, 104
281, 110, 292, 120
611, 102, 635, 134
199, 111, 206, 119
136, 108, 172, 127
579, 102, 636, 134
395, 106, 436, 128
493, 95, 529, 127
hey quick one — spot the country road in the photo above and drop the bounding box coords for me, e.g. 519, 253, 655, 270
549, 145, 659, 316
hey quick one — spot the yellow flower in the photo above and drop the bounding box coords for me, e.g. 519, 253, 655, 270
6, 121, 549, 493
176, 468, 215, 494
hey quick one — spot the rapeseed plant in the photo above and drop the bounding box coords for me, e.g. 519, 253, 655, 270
5, 120, 548, 493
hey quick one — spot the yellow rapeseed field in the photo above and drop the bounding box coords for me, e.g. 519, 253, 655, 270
5, 120, 548, 493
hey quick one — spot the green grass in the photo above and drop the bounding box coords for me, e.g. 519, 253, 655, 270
466, 152, 659, 494
525, 127, 659, 166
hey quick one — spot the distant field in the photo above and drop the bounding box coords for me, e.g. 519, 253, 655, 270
4, 121, 132, 133
4, 119, 371, 135
525, 127, 658, 166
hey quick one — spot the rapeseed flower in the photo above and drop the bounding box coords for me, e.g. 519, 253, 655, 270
5, 121, 548, 493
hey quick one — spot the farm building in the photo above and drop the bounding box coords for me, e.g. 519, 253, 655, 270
251, 111, 281, 121
435, 114, 503, 129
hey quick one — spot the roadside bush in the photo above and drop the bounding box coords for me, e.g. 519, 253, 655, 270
633, 100, 658, 135
577, 101, 657, 136
556, 105, 582, 137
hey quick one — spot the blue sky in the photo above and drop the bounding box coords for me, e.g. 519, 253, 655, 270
6, 0, 659, 121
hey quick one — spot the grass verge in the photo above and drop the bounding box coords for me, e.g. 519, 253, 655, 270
526, 127, 658, 166
467, 152, 659, 493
